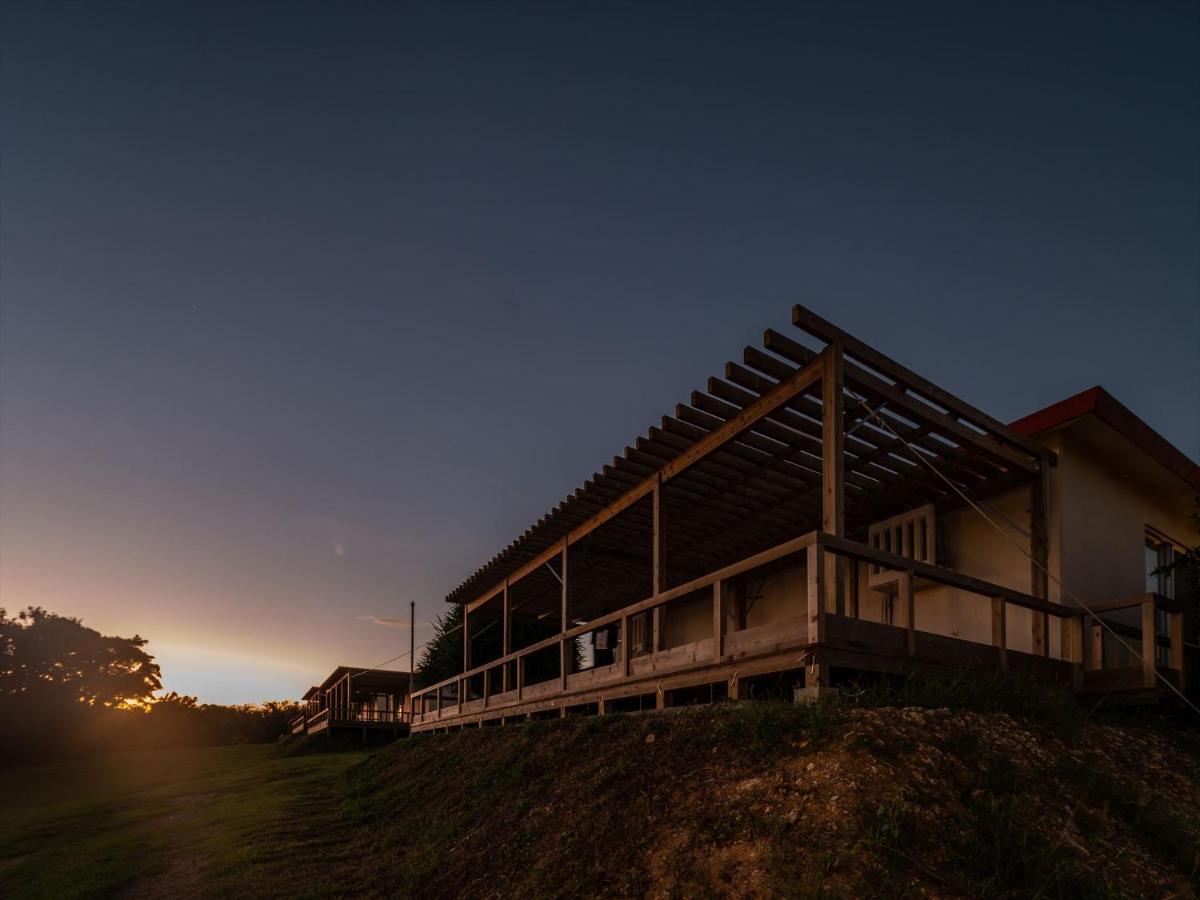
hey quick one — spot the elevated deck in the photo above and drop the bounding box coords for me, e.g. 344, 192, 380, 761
411, 532, 1187, 732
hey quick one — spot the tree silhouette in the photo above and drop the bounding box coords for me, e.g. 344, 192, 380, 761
0, 606, 161, 708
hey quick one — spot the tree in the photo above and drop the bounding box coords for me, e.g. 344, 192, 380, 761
416, 603, 464, 687
0, 606, 162, 708
416, 602, 582, 689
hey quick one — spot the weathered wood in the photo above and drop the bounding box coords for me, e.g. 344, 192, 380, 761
461, 354, 825, 615
791, 304, 1046, 460
502, 581, 511, 692
817, 532, 1065, 617
806, 543, 825, 645
1142, 599, 1157, 688
1170, 611, 1185, 675
1089, 620, 1103, 670
712, 581, 725, 659
1030, 469, 1049, 656
898, 571, 916, 657
991, 596, 1008, 671
1063, 615, 1083, 690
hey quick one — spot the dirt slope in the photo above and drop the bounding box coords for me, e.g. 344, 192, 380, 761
340, 690, 1200, 899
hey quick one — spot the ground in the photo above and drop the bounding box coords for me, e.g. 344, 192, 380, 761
3, 681, 1199, 899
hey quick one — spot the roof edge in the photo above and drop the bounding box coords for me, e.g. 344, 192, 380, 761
1011, 386, 1200, 494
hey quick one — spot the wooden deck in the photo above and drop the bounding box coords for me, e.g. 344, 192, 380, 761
411, 531, 1187, 732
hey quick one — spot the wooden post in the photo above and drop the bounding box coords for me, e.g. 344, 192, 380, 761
1089, 620, 1103, 670
806, 543, 829, 688
991, 596, 1008, 672
463, 603, 471, 674
1170, 611, 1185, 688
807, 543, 826, 644
652, 474, 666, 651
621, 615, 631, 676
821, 344, 845, 619
1064, 615, 1083, 690
502, 580, 511, 692
712, 580, 724, 660
561, 540, 570, 690
1029, 465, 1050, 656
517, 655, 525, 701
1141, 598, 1157, 689
484, 665, 491, 708
900, 571, 915, 657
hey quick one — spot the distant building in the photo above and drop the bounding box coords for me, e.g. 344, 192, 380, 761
289, 666, 413, 739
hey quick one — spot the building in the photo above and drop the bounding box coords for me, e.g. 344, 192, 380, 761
410, 306, 1196, 732
288, 666, 413, 739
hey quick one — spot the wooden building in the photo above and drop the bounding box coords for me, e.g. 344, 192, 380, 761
410, 306, 1196, 732
288, 666, 412, 739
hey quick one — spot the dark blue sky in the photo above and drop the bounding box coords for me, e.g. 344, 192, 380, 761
2, 1, 1197, 701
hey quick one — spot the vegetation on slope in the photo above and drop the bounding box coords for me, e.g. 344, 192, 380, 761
3, 676, 1198, 899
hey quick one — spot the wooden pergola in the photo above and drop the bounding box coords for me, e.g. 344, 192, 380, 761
410, 306, 1185, 730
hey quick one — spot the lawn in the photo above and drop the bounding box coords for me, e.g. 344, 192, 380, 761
0, 743, 369, 899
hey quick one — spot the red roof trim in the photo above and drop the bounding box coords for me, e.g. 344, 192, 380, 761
1011, 386, 1200, 493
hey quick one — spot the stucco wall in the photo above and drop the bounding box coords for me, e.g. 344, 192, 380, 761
651, 415, 1195, 662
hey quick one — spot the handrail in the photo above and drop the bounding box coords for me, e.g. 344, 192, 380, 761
412, 530, 819, 702
1062, 591, 1180, 616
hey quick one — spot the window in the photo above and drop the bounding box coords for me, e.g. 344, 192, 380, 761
1145, 528, 1178, 600
1145, 528, 1183, 666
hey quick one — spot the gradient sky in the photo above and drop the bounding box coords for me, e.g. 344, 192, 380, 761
1, 1, 1197, 703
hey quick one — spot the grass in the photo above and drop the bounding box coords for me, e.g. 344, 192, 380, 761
0, 742, 368, 899
2, 689, 1197, 898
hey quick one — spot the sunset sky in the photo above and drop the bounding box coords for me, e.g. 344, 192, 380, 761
1, 2, 1196, 703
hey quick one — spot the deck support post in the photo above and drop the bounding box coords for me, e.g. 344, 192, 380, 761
652, 474, 666, 651
991, 597, 1008, 672
1089, 620, 1103, 670
561, 540, 570, 690
1029, 464, 1050, 657
898, 571, 915, 657
1141, 598, 1157, 689
821, 344, 844, 620
463, 604, 471, 675
621, 615, 631, 677
804, 543, 830, 691
1064, 615, 1083, 690
502, 580, 511, 692
712, 580, 724, 660
1170, 611, 1186, 688
517, 655, 525, 702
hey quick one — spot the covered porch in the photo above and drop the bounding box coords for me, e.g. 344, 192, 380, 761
412, 306, 1187, 732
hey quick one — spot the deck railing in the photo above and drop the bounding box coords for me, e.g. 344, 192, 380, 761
411, 530, 1187, 727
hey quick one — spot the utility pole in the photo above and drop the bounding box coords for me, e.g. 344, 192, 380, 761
408, 600, 415, 722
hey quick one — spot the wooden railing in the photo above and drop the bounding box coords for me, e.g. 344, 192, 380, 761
411, 531, 1187, 726
289, 714, 307, 734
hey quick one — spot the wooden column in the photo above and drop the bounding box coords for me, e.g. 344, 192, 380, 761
712, 580, 724, 660
1064, 615, 1083, 690
991, 596, 1008, 671
561, 540, 570, 689
1089, 620, 1103, 670
821, 344, 844, 622
620, 615, 631, 677
1170, 611, 1186, 688
501, 581, 511, 692
462, 603, 471, 674
806, 543, 829, 687
652, 474, 666, 651
899, 571, 915, 657
1029, 465, 1050, 656
517, 655, 525, 701
1141, 598, 1157, 688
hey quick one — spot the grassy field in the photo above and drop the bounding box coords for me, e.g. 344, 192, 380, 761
3, 687, 1199, 899
0, 742, 369, 899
